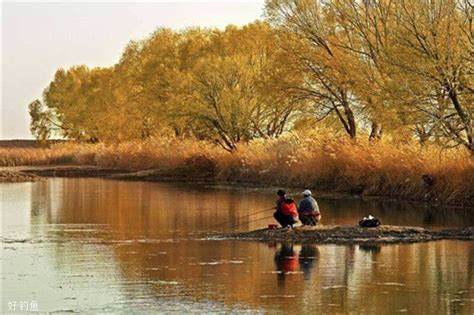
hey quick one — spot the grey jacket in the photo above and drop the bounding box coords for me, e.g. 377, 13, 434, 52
298, 196, 320, 214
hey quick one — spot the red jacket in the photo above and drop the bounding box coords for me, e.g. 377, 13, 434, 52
281, 201, 298, 217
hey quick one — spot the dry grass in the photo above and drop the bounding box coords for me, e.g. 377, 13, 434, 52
0, 134, 472, 206
221, 132, 473, 206
0, 142, 97, 166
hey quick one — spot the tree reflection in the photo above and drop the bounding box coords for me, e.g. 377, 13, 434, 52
19, 179, 474, 313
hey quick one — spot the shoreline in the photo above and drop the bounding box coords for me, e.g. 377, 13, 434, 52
1, 165, 473, 209
224, 225, 474, 245
0, 170, 43, 182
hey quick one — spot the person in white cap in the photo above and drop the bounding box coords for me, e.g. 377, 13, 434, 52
298, 190, 321, 225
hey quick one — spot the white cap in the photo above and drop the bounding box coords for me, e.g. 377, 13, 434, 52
302, 189, 312, 196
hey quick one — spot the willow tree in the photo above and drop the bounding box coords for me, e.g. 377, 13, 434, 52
221, 22, 302, 139
385, 0, 473, 152
184, 56, 256, 151
43, 66, 92, 141
327, 0, 400, 140
179, 22, 301, 150
113, 29, 185, 140
28, 99, 53, 141
266, 0, 362, 139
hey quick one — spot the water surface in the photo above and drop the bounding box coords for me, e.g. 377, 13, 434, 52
2, 178, 473, 313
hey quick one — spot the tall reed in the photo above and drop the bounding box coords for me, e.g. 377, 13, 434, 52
1, 134, 472, 206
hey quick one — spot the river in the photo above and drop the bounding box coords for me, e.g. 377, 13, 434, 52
2, 178, 473, 313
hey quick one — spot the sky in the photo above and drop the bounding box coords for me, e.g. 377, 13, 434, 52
1, 1, 265, 139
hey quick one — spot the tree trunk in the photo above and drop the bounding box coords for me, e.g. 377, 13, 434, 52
343, 102, 357, 139
333, 91, 357, 140
466, 142, 474, 155
369, 122, 382, 141
210, 120, 237, 152
447, 83, 473, 152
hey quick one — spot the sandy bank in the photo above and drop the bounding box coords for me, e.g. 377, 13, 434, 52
4, 165, 123, 179
0, 170, 43, 182
227, 225, 474, 244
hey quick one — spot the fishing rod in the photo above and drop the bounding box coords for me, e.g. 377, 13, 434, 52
211, 206, 275, 229
242, 214, 275, 226
215, 214, 276, 229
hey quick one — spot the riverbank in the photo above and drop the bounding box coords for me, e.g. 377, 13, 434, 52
226, 225, 474, 244
0, 170, 42, 182
1, 136, 472, 207
0, 166, 120, 183
2, 165, 473, 213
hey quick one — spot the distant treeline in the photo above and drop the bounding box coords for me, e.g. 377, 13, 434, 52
29, 0, 473, 153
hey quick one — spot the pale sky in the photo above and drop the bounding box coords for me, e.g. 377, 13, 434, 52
1, 1, 265, 139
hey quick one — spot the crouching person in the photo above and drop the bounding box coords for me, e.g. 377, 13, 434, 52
298, 190, 321, 226
274, 190, 298, 228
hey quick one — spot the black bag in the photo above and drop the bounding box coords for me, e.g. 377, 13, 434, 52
359, 216, 381, 228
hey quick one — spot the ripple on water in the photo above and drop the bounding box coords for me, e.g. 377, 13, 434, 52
260, 295, 296, 299
197, 260, 244, 266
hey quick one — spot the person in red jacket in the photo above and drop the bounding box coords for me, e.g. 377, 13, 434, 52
273, 190, 298, 228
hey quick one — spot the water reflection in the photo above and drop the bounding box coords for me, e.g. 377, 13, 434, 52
274, 243, 298, 284
23, 178, 474, 233
299, 244, 319, 280
272, 243, 320, 283
1, 178, 473, 313
358, 244, 381, 254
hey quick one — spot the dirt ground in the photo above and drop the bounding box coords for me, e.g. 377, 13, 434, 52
227, 225, 474, 244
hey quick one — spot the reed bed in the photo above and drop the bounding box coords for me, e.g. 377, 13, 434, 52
1, 134, 472, 206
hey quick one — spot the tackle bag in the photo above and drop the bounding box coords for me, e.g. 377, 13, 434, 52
359, 215, 381, 228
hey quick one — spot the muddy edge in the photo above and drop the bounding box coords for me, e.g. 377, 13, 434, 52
225, 225, 474, 245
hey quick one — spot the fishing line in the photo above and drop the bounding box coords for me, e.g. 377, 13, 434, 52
211, 206, 275, 228
242, 214, 275, 226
